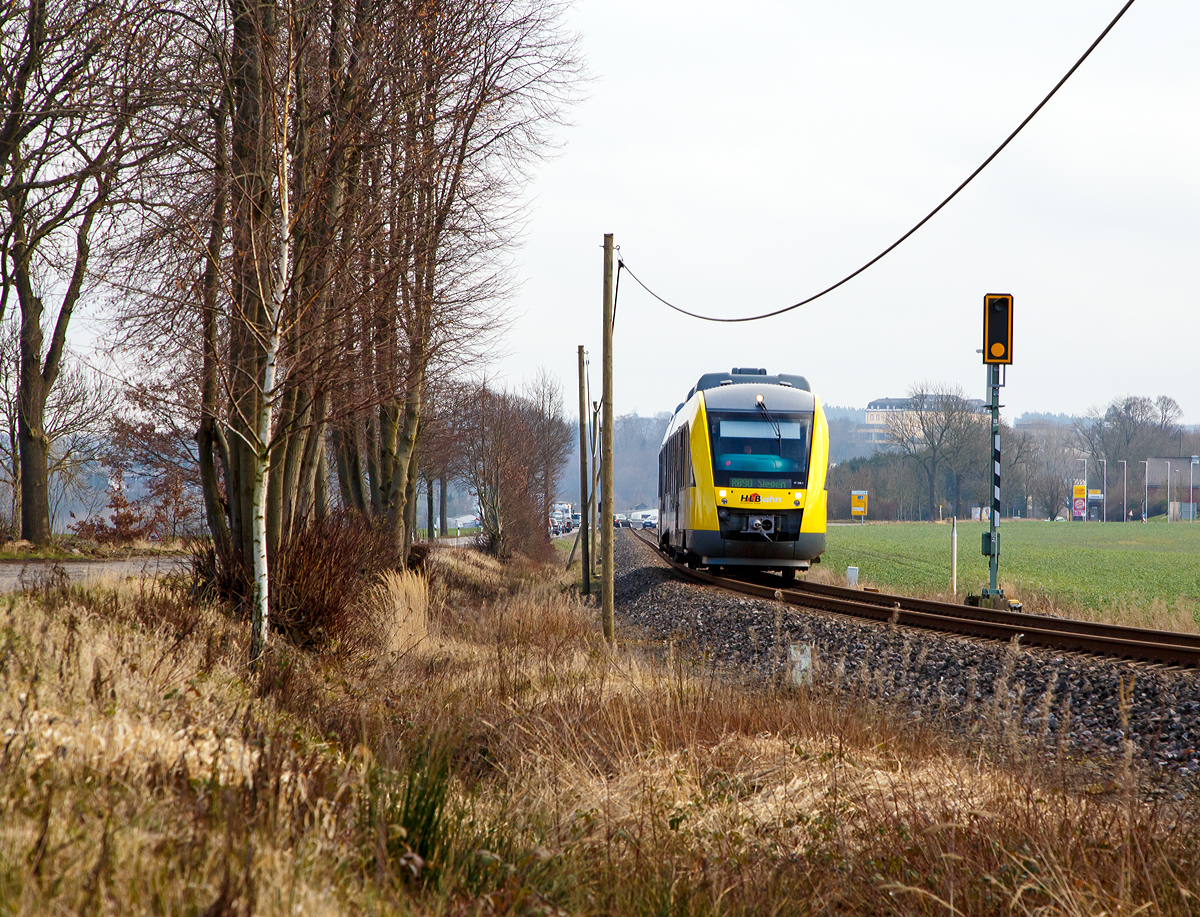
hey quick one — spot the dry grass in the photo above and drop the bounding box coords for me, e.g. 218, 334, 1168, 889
1055, 594, 1200, 635
832, 568, 1200, 635
0, 537, 190, 559
363, 569, 430, 658
1, 551, 1198, 915
0, 579, 361, 915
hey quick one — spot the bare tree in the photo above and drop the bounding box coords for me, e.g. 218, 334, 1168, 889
1074, 394, 1187, 520
1, 0, 168, 543
456, 378, 571, 558
460, 382, 530, 557
92, 0, 579, 665
0, 320, 110, 536
885, 382, 982, 520
1000, 423, 1037, 518
523, 367, 573, 535
1027, 423, 1078, 520
941, 402, 988, 519
359, 0, 581, 554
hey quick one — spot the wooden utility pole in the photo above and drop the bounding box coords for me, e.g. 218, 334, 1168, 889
601, 233, 615, 643
590, 402, 599, 575
577, 345, 590, 595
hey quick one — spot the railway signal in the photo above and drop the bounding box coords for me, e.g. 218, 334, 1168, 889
982, 294, 1013, 364
978, 294, 1011, 608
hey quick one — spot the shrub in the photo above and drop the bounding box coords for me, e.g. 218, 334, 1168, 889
70, 471, 158, 544
188, 538, 249, 608
270, 512, 400, 648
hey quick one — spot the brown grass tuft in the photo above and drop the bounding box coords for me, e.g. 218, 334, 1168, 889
362, 568, 430, 658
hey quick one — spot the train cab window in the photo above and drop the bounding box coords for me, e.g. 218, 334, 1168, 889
709, 412, 812, 489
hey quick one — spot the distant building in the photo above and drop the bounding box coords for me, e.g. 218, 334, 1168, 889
861, 396, 987, 447
862, 398, 911, 445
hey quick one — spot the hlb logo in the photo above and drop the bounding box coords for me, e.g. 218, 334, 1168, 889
740, 493, 762, 503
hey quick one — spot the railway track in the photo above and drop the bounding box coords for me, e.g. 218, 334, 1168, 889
628, 528, 1200, 669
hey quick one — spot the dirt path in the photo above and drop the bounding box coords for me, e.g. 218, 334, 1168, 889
0, 556, 190, 593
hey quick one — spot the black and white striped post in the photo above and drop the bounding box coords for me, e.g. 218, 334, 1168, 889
985, 361, 1002, 598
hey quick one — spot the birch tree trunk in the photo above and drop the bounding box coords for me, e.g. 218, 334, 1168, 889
249, 137, 289, 669
248, 1, 292, 669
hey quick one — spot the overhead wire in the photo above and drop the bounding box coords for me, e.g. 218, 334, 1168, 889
619, 0, 1139, 323
610, 252, 622, 334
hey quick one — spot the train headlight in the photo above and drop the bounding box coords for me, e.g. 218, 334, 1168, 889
721, 498, 727, 504
794, 500, 800, 507
719, 490, 726, 497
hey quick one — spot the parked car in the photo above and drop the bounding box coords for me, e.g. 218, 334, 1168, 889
613, 513, 629, 528
641, 518, 657, 529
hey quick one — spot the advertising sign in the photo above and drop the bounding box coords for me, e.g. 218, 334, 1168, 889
1072, 484, 1086, 520
850, 491, 868, 517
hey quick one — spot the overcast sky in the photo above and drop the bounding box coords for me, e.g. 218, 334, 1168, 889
488, 0, 1199, 424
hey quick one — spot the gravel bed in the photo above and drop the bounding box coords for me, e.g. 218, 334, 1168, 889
614, 531, 1200, 793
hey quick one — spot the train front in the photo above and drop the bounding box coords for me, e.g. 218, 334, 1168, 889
677, 374, 828, 573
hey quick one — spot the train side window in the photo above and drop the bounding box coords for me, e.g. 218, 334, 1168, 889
669, 436, 675, 492
684, 425, 694, 486
672, 433, 678, 492
668, 432, 674, 492
665, 433, 674, 493
664, 438, 669, 493
679, 428, 688, 487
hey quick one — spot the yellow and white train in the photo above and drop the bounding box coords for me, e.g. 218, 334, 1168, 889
658, 368, 828, 580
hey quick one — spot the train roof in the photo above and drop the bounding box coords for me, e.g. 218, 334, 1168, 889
702, 381, 816, 413
678, 368, 814, 413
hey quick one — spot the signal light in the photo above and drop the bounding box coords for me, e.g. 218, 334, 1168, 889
983, 294, 1013, 364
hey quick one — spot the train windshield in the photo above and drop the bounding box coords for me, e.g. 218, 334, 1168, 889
708, 411, 813, 488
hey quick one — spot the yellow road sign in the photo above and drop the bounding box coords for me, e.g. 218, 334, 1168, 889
851, 491, 868, 516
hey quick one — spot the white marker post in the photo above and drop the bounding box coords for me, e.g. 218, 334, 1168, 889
951, 516, 957, 596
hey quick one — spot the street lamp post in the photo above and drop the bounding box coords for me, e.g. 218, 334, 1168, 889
1185, 455, 1199, 522
1100, 458, 1106, 523
1166, 461, 1171, 524
1139, 460, 1148, 521
1119, 459, 1126, 522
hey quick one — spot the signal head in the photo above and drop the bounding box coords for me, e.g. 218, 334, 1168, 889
982, 293, 1013, 364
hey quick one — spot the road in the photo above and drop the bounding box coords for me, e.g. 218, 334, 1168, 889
0, 556, 190, 593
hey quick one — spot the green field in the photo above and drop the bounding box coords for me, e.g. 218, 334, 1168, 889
822, 520, 1200, 622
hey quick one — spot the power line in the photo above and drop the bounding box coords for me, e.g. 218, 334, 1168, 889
621, 0, 1139, 324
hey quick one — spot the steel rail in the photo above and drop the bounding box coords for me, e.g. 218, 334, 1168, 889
627, 529, 1200, 669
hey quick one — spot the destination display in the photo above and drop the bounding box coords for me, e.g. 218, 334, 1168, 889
728, 477, 805, 489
